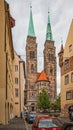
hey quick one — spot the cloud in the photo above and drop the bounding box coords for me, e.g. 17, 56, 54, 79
6, 0, 73, 94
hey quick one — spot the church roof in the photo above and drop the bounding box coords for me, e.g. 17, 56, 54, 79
28, 6, 35, 37
37, 70, 49, 81
46, 12, 53, 41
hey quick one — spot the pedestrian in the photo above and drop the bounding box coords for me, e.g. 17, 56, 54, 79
20, 111, 23, 119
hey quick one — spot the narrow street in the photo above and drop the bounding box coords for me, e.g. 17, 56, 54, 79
0, 115, 71, 130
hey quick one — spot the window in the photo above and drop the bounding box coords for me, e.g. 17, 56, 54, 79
64, 59, 69, 71
65, 75, 69, 85
15, 78, 18, 84
30, 51, 35, 59
48, 54, 54, 61
69, 44, 72, 52
15, 65, 18, 71
50, 67, 53, 75
31, 64, 34, 73
15, 102, 19, 104
66, 91, 72, 100
71, 73, 73, 82
15, 88, 19, 97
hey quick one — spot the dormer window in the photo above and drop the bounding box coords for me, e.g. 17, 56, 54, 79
69, 44, 72, 52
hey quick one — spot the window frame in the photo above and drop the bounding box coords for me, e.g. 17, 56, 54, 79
71, 73, 73, 82
15, 77, 18, 84
15, 65, 18, 71
30, 51, 35, 59
66, 91, 72, 100
69, 44, 72, 52
15, 88, 19, 97
65, 75, 69, 85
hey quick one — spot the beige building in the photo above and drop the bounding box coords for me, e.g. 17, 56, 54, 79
0, 0, 15, 124
58, 20, 73, 117
13, 51, 25, 117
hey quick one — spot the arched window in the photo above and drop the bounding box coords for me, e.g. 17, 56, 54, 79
50, 67, 53, 75
30, 51, 35, 59
31, 64, 34, 73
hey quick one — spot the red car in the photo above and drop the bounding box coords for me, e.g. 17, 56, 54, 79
32, 115, 62, 130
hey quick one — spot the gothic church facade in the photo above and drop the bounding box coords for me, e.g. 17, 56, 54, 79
26, 7, 56, 111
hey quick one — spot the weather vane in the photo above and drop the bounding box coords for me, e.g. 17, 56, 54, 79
30, 2, 32, 8
48, 8, 50, 14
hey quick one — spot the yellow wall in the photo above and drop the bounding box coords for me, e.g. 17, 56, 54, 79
60, 20, 73, 117
0, 1, 14, 124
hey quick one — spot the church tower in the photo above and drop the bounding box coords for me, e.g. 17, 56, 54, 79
26, 6, 37, 111
44, 12, 56, 102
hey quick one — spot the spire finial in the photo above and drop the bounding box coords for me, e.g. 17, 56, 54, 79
30, 2, 32, 9
48, 8, 50, 14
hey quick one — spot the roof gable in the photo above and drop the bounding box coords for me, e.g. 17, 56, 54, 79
37, 70, 49, 81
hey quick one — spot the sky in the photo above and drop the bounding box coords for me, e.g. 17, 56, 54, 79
5, 0, 73, 94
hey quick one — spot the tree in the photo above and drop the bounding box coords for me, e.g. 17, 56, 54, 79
37, 89, 50, 111
55, 93, 61, 110
50, 93, 61, 111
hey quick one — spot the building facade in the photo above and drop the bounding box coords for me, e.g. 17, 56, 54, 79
0, 1, 15, 124
26, 7, 56, 111
58, 20, 73, 117
13, 51, 25, 117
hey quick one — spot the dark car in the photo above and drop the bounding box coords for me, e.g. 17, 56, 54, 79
61, 122, 73, 130
26, 112, 36, 123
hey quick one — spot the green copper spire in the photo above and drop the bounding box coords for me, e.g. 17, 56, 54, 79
28, 6, 35, 37
46, 12, 53, 41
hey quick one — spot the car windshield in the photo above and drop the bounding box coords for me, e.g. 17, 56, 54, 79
38, 119, 58, 128
29, 113, 36, 117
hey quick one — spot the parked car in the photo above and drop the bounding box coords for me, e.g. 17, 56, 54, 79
32, 115, 63, 130
61, 122, 73, 130
26, 112, 36, 123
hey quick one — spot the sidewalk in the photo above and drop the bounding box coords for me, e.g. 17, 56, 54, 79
0, 117, 26, 130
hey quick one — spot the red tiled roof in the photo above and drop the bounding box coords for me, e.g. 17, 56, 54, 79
37, 70, 49, 81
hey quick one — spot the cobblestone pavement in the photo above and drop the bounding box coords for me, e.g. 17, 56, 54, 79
0, 118, 26, 130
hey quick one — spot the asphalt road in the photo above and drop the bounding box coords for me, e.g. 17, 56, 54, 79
0, 118, 26, 130
0, 116, 71, 130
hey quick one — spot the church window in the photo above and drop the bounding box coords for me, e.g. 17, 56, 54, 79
48, 54, 54, 61
31, 85, 33, 89
30, 51, 35, 59
50, 67, 53, 75
31, 64, 34, 73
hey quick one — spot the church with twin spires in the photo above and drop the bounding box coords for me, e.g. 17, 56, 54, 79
25, 6, 57, 111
